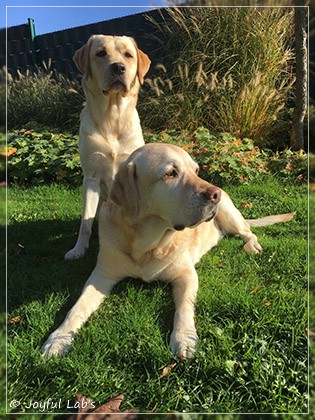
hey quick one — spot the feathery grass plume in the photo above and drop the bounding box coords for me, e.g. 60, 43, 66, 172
7, 62, 84, 131
140, 6, 295, 146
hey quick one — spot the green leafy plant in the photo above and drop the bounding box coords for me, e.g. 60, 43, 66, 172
145, 127, 307, 185
7, 129, 82, 186
7, 127, 307, 187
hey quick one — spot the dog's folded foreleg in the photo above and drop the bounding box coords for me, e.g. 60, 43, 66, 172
41, 269, 118, 357
170, 268, 199, 358
65, 176, 101, 260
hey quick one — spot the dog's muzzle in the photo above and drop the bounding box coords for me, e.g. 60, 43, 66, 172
102, 62, 128, 95
201, 186, 221, 205
173, 186, 221, 231
110, 62, 126, 76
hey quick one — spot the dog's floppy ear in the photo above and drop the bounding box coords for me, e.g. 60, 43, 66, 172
73, 35, 95, 79
132, 40, 151, 84
110, 161, 140, 216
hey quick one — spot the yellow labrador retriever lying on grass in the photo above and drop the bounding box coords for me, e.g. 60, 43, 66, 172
42, 144, 294, 358
65, 35, 151, 260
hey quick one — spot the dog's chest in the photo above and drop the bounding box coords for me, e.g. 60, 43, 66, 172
131, 253, 175, 283
79, 105, 144, 163
79, 129, 143, 189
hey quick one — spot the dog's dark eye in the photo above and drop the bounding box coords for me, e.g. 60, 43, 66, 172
125, 52, 133, 58
96, 50, 107, 57
165, 169, 178, 178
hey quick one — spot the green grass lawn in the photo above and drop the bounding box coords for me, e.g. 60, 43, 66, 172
7, 176, 308, 414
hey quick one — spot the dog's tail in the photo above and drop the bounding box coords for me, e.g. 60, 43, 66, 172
246, 212, 296, 227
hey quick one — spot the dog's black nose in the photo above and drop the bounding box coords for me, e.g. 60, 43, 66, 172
111, 62, 126, 75
203, 186, 221, 204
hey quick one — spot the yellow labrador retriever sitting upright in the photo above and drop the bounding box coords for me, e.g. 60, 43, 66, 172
65, 35, 151, 260
42, 144, 294, 358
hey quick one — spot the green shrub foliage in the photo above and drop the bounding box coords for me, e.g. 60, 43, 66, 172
7, 128, 307, 187
7, 130, 81, 185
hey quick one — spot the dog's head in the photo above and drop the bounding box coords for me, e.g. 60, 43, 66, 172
73, 35, 151, 96
110, 143, 221, 230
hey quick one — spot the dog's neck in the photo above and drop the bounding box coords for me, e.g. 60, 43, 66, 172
110, 205, 177, 263
83, 78, 140, 132
132, 216, 177, 263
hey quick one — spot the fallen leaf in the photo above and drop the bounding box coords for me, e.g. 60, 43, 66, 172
241, 201, 253, 208
182, 144, 191, 152
250, 285, 265, 294
310, 183, 315, 191
76, 393, 95, 413
94, 395, 126, 413
264, 301, 272, 307
69, 394, 137, 420
160, 363, 177, 378
216, 263, 224, 269
1, 147, 17, 157
8, 315, 21, 325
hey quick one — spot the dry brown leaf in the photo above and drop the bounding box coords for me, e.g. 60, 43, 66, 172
160, 363, 177, 378
241, 201, 253, 208
8, 315, 21, 325
250, 285, 265, 294
182, 144, 191, 152
310, 183, 315, 191
75, 393, 95, 413
216, 263, 224, 269
94, 394, 125, 413
69, 394, 137, 420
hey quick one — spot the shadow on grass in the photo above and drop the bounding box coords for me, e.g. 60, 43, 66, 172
7, 217, 175, 344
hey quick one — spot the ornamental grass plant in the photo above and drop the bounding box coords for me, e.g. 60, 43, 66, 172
7, 61, 84, 131
141, 7, 295, 146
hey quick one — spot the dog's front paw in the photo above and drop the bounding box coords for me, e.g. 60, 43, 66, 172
64, 245, 87, 261
41, 332, 73, 357
244, 235, 262, 254
170, 327, 198, 359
